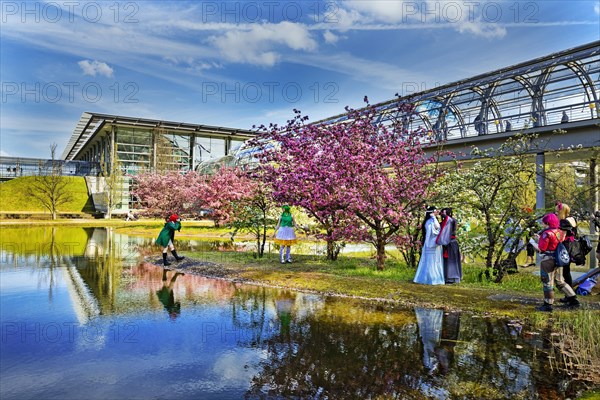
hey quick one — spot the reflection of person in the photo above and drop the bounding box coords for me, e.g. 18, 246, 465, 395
156, 270, 184, 320
437, 208, 462, 284
415, 307, 443, 372
530, 213, 580, 311
435, 312, 460, 375
274, 290, 295, 338
273, 205, 297, 264
414, 206, 445, 285
156, 213, 185, 267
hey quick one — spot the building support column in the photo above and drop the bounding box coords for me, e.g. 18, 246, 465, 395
110, 126, 116, 173
190, 134, 196, 171
152, 129, 157, 172
225, 137, 232, 155
536, 152, 546, 211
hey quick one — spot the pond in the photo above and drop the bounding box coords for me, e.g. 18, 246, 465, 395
0, 227, 593, 399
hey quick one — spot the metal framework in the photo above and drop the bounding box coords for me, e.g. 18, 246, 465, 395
0, 156, 100, 180
61, 112, 257, 173
317, 41, 600, 142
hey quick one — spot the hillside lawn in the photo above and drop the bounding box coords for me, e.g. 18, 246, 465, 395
0, 176, 93, 213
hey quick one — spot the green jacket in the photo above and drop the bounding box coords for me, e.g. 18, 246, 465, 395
156, 221, 181, 247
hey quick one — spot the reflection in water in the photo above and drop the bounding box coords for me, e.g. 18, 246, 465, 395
437, 311, 460, 375
414, 308, 461, 376
156, 270, 184, 320
415, 307, 443, 373
0, 226, 597, 399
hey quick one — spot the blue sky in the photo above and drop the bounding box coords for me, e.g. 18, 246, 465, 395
1, 0, 599, 159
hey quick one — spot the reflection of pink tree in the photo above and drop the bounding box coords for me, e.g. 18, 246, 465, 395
132, 171, 206, 217
253, 100, 439, 270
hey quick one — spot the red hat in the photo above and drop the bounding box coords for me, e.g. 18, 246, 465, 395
169, 214, 178, 222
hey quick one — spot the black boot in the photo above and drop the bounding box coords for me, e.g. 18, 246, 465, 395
565, 296, 580, 308
163, 252, 171, 267
536, 302, 553, 312
172, 250, 185, 262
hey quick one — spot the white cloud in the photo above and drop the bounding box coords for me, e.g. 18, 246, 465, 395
208, 22, 317, 66
77, 60, 114, 77
342, 0, 507, 38
323, 30, 340, 44
595, 3, 600, 14
457, 20, 507, 39
344, 0, 412, 23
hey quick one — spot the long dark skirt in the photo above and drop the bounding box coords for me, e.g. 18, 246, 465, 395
444, 239, 462, 283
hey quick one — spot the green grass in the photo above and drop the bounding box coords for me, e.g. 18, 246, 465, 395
0, 176, 93, 213
184, 248, 543, 295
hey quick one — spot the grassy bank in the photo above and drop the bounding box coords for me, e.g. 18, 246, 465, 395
168, 247, 599, 318
0, 176, 93, 213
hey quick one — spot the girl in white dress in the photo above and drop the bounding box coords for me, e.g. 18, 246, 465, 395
414, 206, 445, 285
273, 205, 297, 264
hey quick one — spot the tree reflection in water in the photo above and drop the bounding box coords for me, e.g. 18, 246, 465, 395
244, 299, 590, 399
1, 226, 596, 399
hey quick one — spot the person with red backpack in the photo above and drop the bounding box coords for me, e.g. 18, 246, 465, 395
531, 213, 580, 312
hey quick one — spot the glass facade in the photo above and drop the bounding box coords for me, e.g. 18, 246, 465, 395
83, 127, 249, 175
115, 128, 152, 174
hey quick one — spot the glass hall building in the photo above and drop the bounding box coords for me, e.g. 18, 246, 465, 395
61, 112, 256, 174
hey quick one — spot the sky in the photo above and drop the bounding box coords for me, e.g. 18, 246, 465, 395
1, 0, 599, 159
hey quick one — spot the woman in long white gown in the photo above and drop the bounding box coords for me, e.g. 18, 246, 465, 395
414, 206, 445, 285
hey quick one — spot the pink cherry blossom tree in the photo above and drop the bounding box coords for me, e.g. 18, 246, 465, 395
203, 166, 274, 257
132, 170, 206, 217
203, 166, 259, 226
253, 100, 441, 270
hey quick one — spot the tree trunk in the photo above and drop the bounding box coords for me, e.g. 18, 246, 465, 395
375, 231, 386, 271
325, 228, 339, 260
258, 209, 267, 258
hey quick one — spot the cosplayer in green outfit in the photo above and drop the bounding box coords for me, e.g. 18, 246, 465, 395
274, 205, 297, 264
156, 213, 185, 266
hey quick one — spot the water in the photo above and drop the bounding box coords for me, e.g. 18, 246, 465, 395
0, 226, 593, 399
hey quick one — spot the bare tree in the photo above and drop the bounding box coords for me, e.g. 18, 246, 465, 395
27, 143, 73, 220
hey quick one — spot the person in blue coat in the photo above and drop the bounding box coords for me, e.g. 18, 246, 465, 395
156, 213, 185, 266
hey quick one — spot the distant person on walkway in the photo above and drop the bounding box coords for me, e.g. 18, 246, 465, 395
561, 111, 569, 123
473, 114, 484, 135
504, 120, 512, 132
437, 208, 462, 284
414, 206, 445, 285
273, 205, 297, 264
530, 213, 579, 311
156, 213, 185, 267
532, 111, 541, 127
